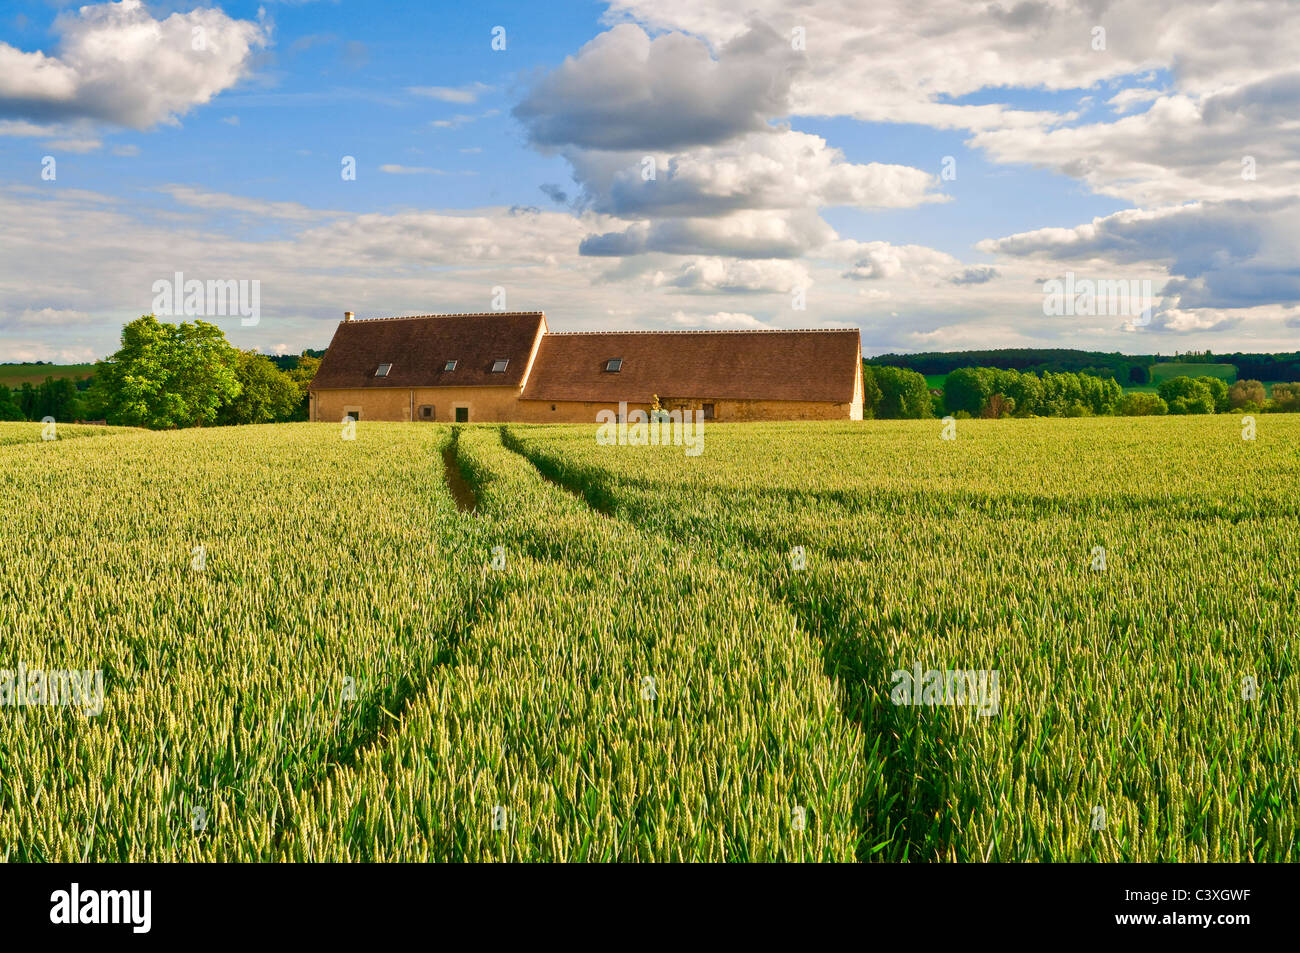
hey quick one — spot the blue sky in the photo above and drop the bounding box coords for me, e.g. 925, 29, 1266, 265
1, 1, 1297, 360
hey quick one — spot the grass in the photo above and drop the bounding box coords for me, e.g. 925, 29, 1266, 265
1148, 362, 1237, 384
0, 363, 95, 387
0, 421, 136, 445
2, 416, 1296, 861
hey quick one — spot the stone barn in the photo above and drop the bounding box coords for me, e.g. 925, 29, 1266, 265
308, 311, 863, 423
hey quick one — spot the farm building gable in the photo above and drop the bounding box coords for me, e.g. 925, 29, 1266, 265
309, 312, 546, 391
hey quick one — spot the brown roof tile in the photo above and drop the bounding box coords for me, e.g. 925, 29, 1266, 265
309, 312, 545, 390
520, 329, 862, 403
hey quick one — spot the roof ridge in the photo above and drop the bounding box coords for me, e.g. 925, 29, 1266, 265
342, 311, 545, 323
546, 328, 859, 335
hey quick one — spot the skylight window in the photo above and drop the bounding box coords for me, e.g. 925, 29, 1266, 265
444, 360, 458, 372
375, 363, 392, 378
491, 359, 509, 373
605, 358, 623, 372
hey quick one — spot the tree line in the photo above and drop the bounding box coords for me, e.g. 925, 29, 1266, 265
861, 362, 1300, 420
0, 376, 85, 422
868, 347, 1300, 385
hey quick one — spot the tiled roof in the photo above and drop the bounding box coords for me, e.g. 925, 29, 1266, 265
520, 329, 861, 403
308, 313, 545, 390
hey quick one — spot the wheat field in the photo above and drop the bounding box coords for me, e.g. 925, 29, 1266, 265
2, 416, 1296, 860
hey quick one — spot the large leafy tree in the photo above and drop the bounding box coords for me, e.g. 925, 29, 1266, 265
217, 350, 301, 425
90, 315, 242, 428
866, 364, 933, 419
941, 367, 990, 416
1157, 375, 1216, 415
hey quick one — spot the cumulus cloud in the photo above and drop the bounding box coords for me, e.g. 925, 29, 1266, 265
604, 0, 1300, 129
581, 209, 836, 259
566, 131, 943, 217
1139, 307, 1241, 334
970, 77, 1300, 206
0, 1, 268, 129
514, 17, 947, 271
655, 258, 810, 294
837, 241, 960, 281
950, 266, 1000, 286
979, 199, 1300, 311
514, 22, 799, 152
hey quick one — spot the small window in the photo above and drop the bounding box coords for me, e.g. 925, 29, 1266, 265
702, 403, 715, 420
491, 359, 509, 373
455, 407, 469, 423
605, 358, 622, 373
419, 405, 434, 420
375, 363, 392, 378
444, 360, 457, 372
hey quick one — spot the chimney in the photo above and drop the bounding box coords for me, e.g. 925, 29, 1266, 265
344, 311, 354, 322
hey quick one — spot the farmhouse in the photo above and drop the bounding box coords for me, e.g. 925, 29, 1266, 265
308, 311, 864, 423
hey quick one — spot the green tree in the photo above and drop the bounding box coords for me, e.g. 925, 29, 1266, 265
1040, 371, 1088, 416
1119, 392, 1169, 416
1196, 376, 1230, 413
36, 376, 82, 421
1157, 375, 1215, 414
217, 351, 301, 425
17, 382, 37, 419
942, 367, 991, 416
90, 315, 241, 428
0, 385, 24, 420
1001, 370, 1043, 417
286, 353, 321, 421
867, 365, 933, 418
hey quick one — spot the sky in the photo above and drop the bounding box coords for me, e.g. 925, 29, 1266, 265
1, 0, 1298, 362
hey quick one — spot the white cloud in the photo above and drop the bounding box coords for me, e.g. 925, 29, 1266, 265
604, 0, 1300, 129
12, 307, 93, 327
835, 241, 961, 281
979, 199, 1300, 311
379, 164, 446, 176
514, 22, 799, 151
581, 209, 837, 259
0, 0, 268, 129
408, 82, 492, 104
668, 310, 767, 328
569, 131, 943, 217
655, 258, 810, 294
154, 185, 336, 223
44, 138, 101, 153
